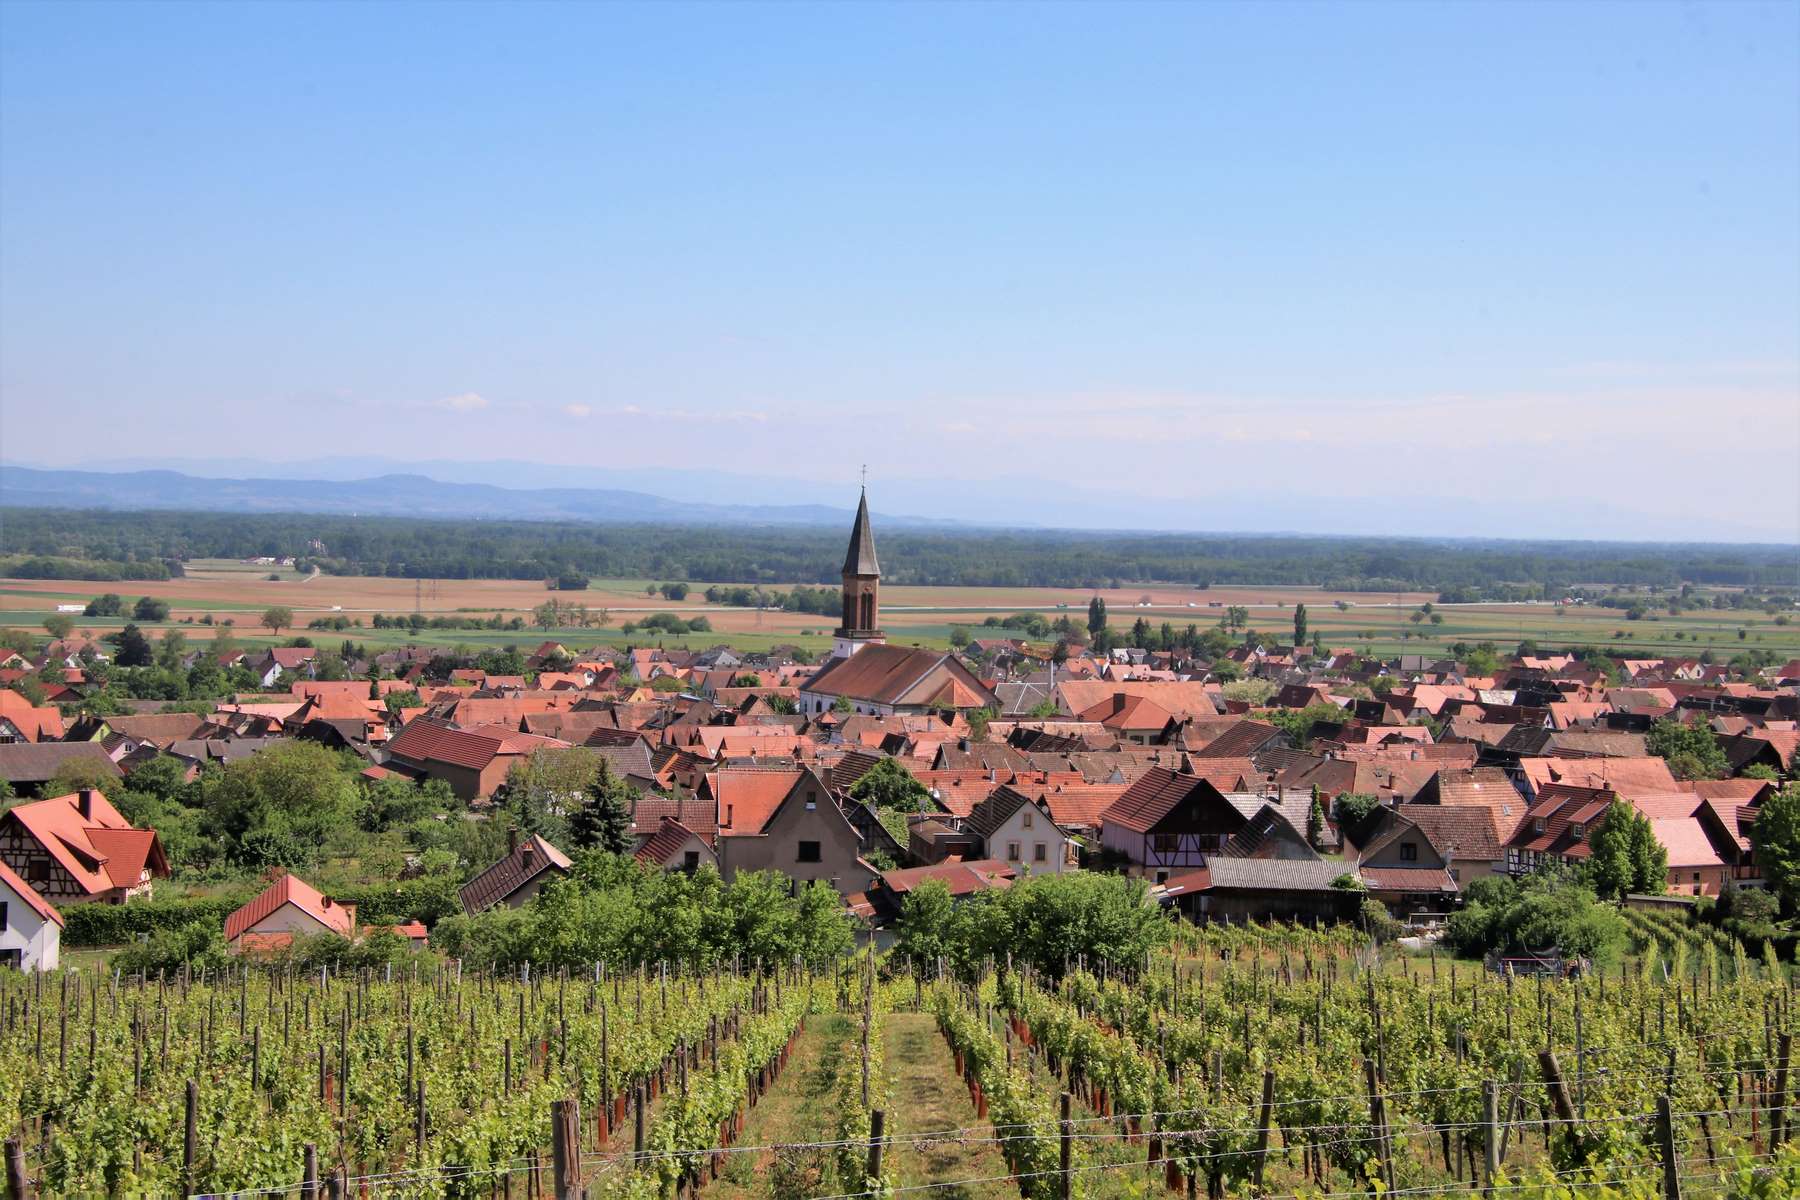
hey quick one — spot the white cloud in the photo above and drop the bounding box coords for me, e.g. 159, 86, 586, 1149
563, 403, 592, 418
433, 392, 489, 413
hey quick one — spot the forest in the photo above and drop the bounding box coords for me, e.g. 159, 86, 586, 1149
2, 506, 1796, 592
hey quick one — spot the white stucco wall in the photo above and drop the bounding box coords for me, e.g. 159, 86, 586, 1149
0, 878, 59, 971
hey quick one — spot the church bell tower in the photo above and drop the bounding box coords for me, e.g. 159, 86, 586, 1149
832, 485, 885, 659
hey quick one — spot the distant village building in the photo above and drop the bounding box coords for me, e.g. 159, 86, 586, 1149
224, 872, 355, 954
0, 789, 168, 905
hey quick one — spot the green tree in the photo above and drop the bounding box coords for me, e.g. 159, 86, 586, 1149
261, 606, 294, 637
200, 741, 362, 869
1292, 603, 1307, 649
133, 596, 171, 621
1753, 784, 1800, 908
850, 757, 934, 813
84, 593, 124, 617
1646, 717, 1728, 780
1306, 795, 1326, 850
1332, 791, 1381, 833
113, 623, 154, 667
1087, 596, 1107, 637
43, 614, 75, 640
569, 763, 635, 853
894, 877, 957, 967
949, 625, 971, 649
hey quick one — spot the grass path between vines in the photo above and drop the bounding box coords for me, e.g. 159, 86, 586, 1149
707, 1012, 854, 1198
882, 1011, 1019, 1200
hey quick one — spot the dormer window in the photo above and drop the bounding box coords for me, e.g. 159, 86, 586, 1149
1534, 819, 1546, 834
1572, 823, 1585, 841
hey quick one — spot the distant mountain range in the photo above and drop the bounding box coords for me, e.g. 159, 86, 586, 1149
0, 465, 966, 528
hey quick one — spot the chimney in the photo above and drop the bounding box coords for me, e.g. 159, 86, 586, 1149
76, 789, 93, 819
507, 827, 518, 855
726, 803, 734, 829
521, 840, 535, 865
321, 895, 332, 909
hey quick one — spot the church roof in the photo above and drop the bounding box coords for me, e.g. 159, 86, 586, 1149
842, 489, 881, 577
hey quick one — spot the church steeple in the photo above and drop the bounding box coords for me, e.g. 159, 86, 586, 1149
842, 488, 880, 577
832, 483, 885, 659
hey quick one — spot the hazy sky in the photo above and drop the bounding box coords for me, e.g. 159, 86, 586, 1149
2, 1, 1797, 541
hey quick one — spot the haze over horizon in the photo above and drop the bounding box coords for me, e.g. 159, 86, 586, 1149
2, 1, 1797, 541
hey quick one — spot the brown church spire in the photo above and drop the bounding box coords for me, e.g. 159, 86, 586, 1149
841, 487, 880, 578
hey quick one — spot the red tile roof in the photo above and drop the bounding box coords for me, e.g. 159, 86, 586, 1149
709, 769, 804, 834
224, 873, 355, 942
0, 858, 62, 927
634, 818, 699, 866
1102, 766, 1217, 835
385, 719, 503, 770
1, 790, 167, 897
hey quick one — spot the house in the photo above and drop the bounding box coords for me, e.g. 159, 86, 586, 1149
849, 859, 1017, 925
0, 858, 62, 971
0, 743, 123, 798
0, 790, 168, 905
1157, 858, 1358, 924
1098, 768, 1250, 882
1351, 811, 1464, 914
963, 785, 1074, 873
459, 833, 573, 913
633, 818, 716, 873
224, 872, 356, 953
382, 719, 543, 801
251, 646, 318, 687
715, 767, 878, 897
0, 690, 66, 743
799, 644, 998, 718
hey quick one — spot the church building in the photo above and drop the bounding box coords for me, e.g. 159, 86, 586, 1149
798, 490, 997, 718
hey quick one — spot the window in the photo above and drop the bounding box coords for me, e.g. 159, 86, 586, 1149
1033, 843, 1047, 863
1534, 819, 1546, 834
1399, 842, 1418, 862
804, 791, 817, 811
1198, 833, 1222, 851
1572, 824, 1585, 841
797, 841, 822, 863
27, 859, 48, 883
0, 900, 7, 931
1154, 870, 1169, 884
1006, 842, 1021, 862
1449, 868, 1460, 882
1022, 809, 1034, 829
1151, 834, 1180, 854
682, 851, 700, 871
1693, 872, 1701, 882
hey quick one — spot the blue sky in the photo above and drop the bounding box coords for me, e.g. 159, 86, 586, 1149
2, 1, 1796, 540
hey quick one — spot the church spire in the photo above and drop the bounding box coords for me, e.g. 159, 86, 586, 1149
841, 486, 880, 578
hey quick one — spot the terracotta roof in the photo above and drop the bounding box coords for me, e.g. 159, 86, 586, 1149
1518, 757, 1677, 798
1194, 721, 1286, 759
0, 790, 166, 897
708, 769, 804, 835
1056, 681, 1218, 721
1103, 766, 1220, 835
385, 719, 503, 770
635, 818, 700, 866
1360, 866, 1459, 893
1650, 818, 1726, 869
0, 690, 66, 741
629, 794, 720, 840
224, 873, 354, 942
458, 835, 572, 913
0, 858, 62, 927
804, 645, 995, 709
878, 858, 1015, 898
1393, 804, 1505, 862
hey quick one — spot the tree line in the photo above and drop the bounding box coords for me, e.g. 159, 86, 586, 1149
5, 507, 1796, 590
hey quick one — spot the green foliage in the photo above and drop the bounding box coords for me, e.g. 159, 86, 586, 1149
1331, 791, 1381, 835
894, 870, 1167, 978
64, 894, 251, 947
1264, 702, 1344, 749
568, 763, 634, 853
110, 920, 231, 975
849, 756, 932, 813
132, 595, 171, 621
1086, 595, 1107, 636
1646, 716, 1728, 779
1753, 784, 1800, 908
1583, 798, 1667, 899
199, 741, 363, 869
1445, 870, 1629, 965
431, 857, 855, 969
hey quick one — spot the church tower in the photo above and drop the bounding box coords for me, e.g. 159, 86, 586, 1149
832, 487, 885, 659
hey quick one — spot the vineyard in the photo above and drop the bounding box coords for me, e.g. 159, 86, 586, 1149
4, 925, 1799, 1199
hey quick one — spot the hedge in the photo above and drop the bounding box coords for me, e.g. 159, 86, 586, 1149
64, 893, 254, 947
63, 874, 465, 946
